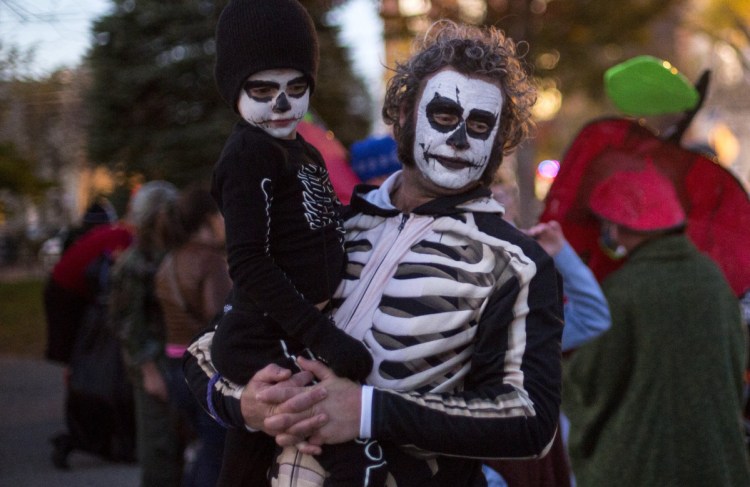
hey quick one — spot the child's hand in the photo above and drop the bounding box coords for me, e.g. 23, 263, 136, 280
306, 325, 372, 383
321, 333, 373, 383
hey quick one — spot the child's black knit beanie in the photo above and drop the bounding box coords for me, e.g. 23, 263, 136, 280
214, 0, 319, 111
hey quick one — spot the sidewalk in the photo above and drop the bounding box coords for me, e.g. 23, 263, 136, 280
0, 354, 139, 486
0, 263, 46, 283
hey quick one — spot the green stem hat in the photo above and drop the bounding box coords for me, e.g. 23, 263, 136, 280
604, 55, 699, 116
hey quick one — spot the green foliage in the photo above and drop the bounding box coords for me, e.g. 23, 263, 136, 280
0, 46, 62, 221
86, 0, 372, 186
527, 0, 683, 98
0, 142, 53, 199
87, 0, 231, 186
427, 0, 685, 99
0, 278, 46, 357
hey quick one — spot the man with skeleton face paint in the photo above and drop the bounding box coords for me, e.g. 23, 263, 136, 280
267, 21, 561, 486
413, 69, 502, 190
184, 20, 563, 487
204, 0, 381, 485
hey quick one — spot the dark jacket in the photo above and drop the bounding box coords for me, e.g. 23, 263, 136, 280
564, 234, 750, 486
185, 176, 564, 485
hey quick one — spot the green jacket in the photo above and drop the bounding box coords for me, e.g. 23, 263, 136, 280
108, 246, 166, 379
563, 234, 750, 486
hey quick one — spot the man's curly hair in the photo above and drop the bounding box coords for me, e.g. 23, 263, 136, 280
382, 21, 537, 185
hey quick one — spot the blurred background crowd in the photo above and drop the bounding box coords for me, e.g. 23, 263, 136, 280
0, 0, 748, 266
1, 1, 749, 486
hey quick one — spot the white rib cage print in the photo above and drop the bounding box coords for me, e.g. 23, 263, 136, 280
332, 211, 538, 401
297, 163, 340, 231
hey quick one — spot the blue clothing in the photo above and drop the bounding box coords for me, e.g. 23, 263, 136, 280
165, 358, 225, 487
554, 243, 611, 352
482, 465, 508, 487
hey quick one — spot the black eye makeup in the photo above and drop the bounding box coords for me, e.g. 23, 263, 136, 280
285, 76, 309, 98
243, 76, 309, 102
465, 109, 497, 140
243, 80, 279, 102
425, 93, 463, 133
425, 93, 498, 140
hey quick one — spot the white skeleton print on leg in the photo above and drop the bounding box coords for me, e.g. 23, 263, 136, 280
413, 69, 503, 189
237, 68, 310, 140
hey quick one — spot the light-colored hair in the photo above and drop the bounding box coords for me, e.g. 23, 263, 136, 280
128, 180, 178, 251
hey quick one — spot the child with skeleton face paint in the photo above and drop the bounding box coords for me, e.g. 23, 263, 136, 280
210, 1, 382, 485
238, 68, 311, 139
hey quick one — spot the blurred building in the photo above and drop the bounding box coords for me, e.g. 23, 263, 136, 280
0, 68, 113, 265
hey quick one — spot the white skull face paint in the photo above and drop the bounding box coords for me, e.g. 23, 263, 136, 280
237, 68, 310, 139
413, 70, 503, 189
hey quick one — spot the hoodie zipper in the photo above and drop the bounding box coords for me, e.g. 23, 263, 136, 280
339, 213, 410, 336
397, 213, 408, 231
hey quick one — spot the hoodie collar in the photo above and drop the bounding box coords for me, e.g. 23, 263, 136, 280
349, 170, 505, 218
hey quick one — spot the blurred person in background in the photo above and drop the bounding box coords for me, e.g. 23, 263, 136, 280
39, 197, 119, 271
349, 133, 402, 186
155, 184, 230, 487
489, 181, 520, 227
45, 203, 135, 469
564, 163, 750, 486
483, 182, 611, 487
108, 181, 182, 487
523, 220, 611, 354
62, 197, 119, 252
44, 206, 131, 366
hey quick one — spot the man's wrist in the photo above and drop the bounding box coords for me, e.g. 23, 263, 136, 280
359, 385, 374, 438
239, 385, 260, 432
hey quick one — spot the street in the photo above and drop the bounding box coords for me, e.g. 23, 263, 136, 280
0, 355, 139, 486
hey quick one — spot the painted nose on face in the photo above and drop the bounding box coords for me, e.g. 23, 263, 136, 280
446, 123, 470, 150
273, 92, 291, 113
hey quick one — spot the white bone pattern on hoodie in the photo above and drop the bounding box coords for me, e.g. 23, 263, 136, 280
332, 198, 537, 399
183, 179, 563, 482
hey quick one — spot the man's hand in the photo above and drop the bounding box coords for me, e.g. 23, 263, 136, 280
240, 363, 326, 433
264, 357, 362, 453
524, 220, 566, 257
